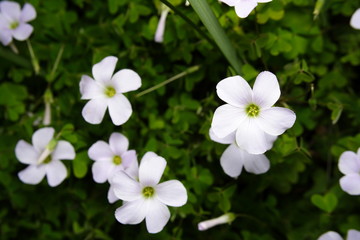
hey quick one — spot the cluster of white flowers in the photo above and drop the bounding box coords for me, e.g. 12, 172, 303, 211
0, 1, 36, 46
318, 229, 360, 240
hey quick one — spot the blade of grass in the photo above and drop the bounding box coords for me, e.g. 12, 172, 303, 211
188, 0, 242, 74
0, 47, 32, 69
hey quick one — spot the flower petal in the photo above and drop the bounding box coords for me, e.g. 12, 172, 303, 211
145, 200, 170, 234
107, 93, 132, 126
109, 132, 129, 155
257, 0, 272, 3
318, 231, 343, 240
347, 229, 360, 240
0, 27, 12, 46
88, 140, 113, 161
339, 174, 360, 195
20, 3, 36, 22
79, 75, 104, 100
112, 69, 142, 93
154, 9, 169, 43
92, 56, 118, 83
32, 127, 54, 152
115, 199, 148, 225
52, 141, 75, 161
107, 185, 119, 204
234, 1, 257, 18
253, 71, 280, 108
81, 98, 108, 124
12, 23, 33, 41
220, 144, 244, 178
124, 154, 139, 179
338, 151, 360, 175
45, 160, 67, 187
92, 161, 115, 183
216, 76, 252, 107
0, 1, 21, 21
112, 170, 142, 201
243, 152, 270, 174
18, 165, 46, 185
236, 118, 277, 154
350, 8, 360, 30
255, 107, 296, 136
209, 128, 235, 145
122, 150, 137, 169
139, 153, 166, 186
211, 104, 247, 138
15, 140, 38, 164
219, 0, 238, 7
156, 180, 187, 207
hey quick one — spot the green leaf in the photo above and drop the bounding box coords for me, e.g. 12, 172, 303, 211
188, 0, 242, 74
311, 193, 338, 213
73, 151, 89, 178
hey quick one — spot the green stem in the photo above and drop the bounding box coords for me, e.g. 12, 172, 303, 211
136, 65, 200, 97
26, 39, 40, 74
49, 44, 65, 82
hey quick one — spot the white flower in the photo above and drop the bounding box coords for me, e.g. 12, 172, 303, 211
211, 71, 296, 154
79, 56, 141, 125
0, 1, 36, 46
154, 5, 170, 43
318, 229, 360, 240
15, 127, 75, 187
210, 128, 271, 178
219, 0, 272, 18
113, 152, 188, 234
198, 213, 235, 231
350, 8, 360, 30
88, 132, 137, 183
338, 148, 360, 195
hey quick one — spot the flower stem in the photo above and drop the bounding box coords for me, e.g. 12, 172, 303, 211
49, 44, 65, 82
9, 42, 19, 54
26, 39, 40, 74
135, 65, 200, 98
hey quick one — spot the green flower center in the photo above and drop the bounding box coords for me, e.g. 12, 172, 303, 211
113, 155, 122, 165
105, 86, 116, 97
142, 186, 155, 198
246, 103, 260, 117
43, 156, 52, 164
10, 21, 19, 29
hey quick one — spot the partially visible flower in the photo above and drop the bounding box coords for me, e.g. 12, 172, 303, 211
219, 0, 272, 18
198, 213, 235, 231
210, 128, 271, 178
338, 148, 360, 195
15, 127, 75, 187
88, 132, 137, 184
0, 1, 36, 46
154, 5, 170, 43
113, 152, 188, 233
350, 8, 360, 30
318, 229, 360, 240
211, 71, 296, 154
80, 56, 141, 125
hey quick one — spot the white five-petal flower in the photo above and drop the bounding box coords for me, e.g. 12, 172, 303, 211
211, 71, 296, 154
210, 128, 271, 178
112, 152, 188, 234
0, 1, 36, 46
318, 229, 360, 240
350, 8, 360, 30
338, 148, 360, 195
80, 56, 141, 125
219, 0, 272, 18
15, 127, 75, 187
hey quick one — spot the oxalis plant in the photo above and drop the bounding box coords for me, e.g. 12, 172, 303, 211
1, 0, 360, 239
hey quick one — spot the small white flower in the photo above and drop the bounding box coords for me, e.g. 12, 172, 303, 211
88, 132, 137, 184
113, 152, 188, 234
318, 229, 360, 240
210, 128, 271, 178
211, 71, 296, 154
350, 8, 360, 30
0, 1, 36, 46
219, 0, 272, 18
198, 213, 235, 231
154, 5, 170, 43
338, 148, 360, 195
79, 56, 141, 125
15, 127, 75, 187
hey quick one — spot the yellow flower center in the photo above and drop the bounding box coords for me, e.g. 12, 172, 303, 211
113, 155, 122, 165
105, 86, 116, 97
10, 21, 19, 29
246, 104, 260, 117
142, 186, 155, 198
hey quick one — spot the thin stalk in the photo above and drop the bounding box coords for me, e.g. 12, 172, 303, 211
136, 65, 200, 98
26, 39, 40, 74
49, 44, 65, 82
